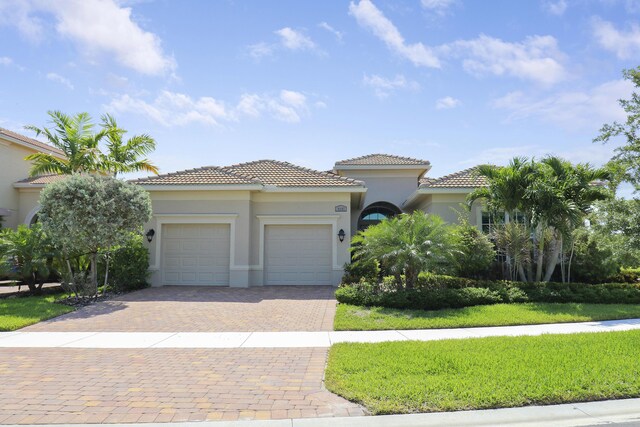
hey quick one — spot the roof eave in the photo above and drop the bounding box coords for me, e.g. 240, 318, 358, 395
415, 186, 480, 194
1, 134, 65, 159
13, 183, 47, 189
138, 184, 264, 191
334, 164, 431, 172
261, 186, 367, 193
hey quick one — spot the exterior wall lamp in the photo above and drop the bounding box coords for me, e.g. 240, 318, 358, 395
146, 229, 155, 243
338, 229, 346, 242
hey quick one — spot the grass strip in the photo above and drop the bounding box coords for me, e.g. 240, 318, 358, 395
0, 295, 74, 331
334, 302, 640, 330
326, 330, 640, 414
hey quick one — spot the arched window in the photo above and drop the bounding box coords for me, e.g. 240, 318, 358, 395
357, 202, 402, 230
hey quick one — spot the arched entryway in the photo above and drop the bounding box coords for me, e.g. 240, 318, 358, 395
357, 201, 402, 231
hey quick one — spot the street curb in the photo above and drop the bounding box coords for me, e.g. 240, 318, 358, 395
3, 398, 640, 427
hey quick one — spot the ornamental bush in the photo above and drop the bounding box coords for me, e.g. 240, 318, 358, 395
98, 233, 149, 292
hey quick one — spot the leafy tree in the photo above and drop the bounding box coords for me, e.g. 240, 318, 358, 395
0, 224, 57, 294
351, 211, 458, 289
24, 111, 159, 177
38, 175, 152, 296
452, 219, 496, 279
100, 114, 159, 176
595, 66, 640, 190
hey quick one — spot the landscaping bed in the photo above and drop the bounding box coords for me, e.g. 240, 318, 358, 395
336, 274, 640, 311
325, 330, 640, 414
334, 302, 640, 330
0, 294, 75, 331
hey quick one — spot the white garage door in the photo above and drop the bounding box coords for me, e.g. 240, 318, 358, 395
264, 225, 332, 286
162, 224, 230, 286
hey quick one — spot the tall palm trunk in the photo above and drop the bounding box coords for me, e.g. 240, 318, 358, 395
543, 234, 562, 282
535, 224, 545, 282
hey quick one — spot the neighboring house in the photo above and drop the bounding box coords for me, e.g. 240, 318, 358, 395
5, 129, 486, 287
0, 127, 66, 229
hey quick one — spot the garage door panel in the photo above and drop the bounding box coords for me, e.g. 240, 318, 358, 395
162, 224, 230, 286
265, 225, 332, 286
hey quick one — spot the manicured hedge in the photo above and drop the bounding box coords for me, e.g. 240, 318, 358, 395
335, 273, 640, 310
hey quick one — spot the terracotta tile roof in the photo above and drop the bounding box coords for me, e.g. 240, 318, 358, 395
335, 153, 430, 166
420, 166, 488, 188
222, 160, 364, 187
15, 174, 67, 185
132, 160, 364, 188
131, 166, 260, 186
0, 127, 64, 156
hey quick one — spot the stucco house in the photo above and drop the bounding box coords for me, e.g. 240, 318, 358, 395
0, 127, 66, 229
2, 128, 487, 287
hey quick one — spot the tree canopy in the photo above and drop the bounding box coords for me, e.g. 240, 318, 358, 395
38, 175, 152, 295
24, 110, 159, 177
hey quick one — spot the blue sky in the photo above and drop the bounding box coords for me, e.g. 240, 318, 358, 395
0, 0, 638, 181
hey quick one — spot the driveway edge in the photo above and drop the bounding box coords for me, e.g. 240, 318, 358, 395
3, 398, 640, 427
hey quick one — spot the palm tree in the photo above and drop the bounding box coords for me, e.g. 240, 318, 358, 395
470, 156, 610, 282
24, 111, 106, 176
0, 224, 57, 294
351, 211, 458, 289
100, 114, 159, 177
468, 158, 538, 281
534, 157, 611, 282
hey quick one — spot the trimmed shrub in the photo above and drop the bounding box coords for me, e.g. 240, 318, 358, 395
342, 259, 380, 284
100, 234, 150, 292
336, 274, 640, 310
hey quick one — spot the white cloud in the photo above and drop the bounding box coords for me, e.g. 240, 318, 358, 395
0, 56, 13, 66
436, 96, 460, 109
46, 72, 74, 89
592, 17, 640, 59
275, 27, 316, 51
349, 0, 441, 68
348, 1, 565, 85
107, 91, 230, 127
0, 0, 174, 75
106, 89, 313, 126
318, 22, 343, 41
247, 42, 274, 60
362, 74, 420, 98
492, 79, 634, 131
421, 0, 457, 15
460, 144, 619, 168
542, 0, 567, 16
448, 34, 566, 85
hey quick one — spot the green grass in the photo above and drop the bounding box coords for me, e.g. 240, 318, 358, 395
0, 295, 74, 331
326, 330, 640, 414
334, 302, 640, 330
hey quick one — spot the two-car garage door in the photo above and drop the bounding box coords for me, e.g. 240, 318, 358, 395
160, 223, 333, 286
162, 224, 230, 285
264, 225, 333, 286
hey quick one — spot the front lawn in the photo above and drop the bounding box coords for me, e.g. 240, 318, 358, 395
334, 302, 640, 330
0, 295, 74, 331
325, 330, 640, 414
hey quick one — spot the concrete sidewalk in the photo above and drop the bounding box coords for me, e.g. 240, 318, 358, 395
2, 398, 640, 426
1, 318, 640, 348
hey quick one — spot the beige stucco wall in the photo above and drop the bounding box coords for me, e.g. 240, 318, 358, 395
17, 190, 41, 226
417, 193, 482, 227
336, 169, 422, 234
145, 189, 353, 287
0, 141, 35, 228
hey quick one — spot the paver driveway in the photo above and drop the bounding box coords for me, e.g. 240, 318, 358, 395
0, 286, 365, 424
25, 286, 338, 332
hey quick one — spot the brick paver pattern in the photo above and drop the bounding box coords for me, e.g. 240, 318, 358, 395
0, 347, 365, 424
24, 286, 337, 332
